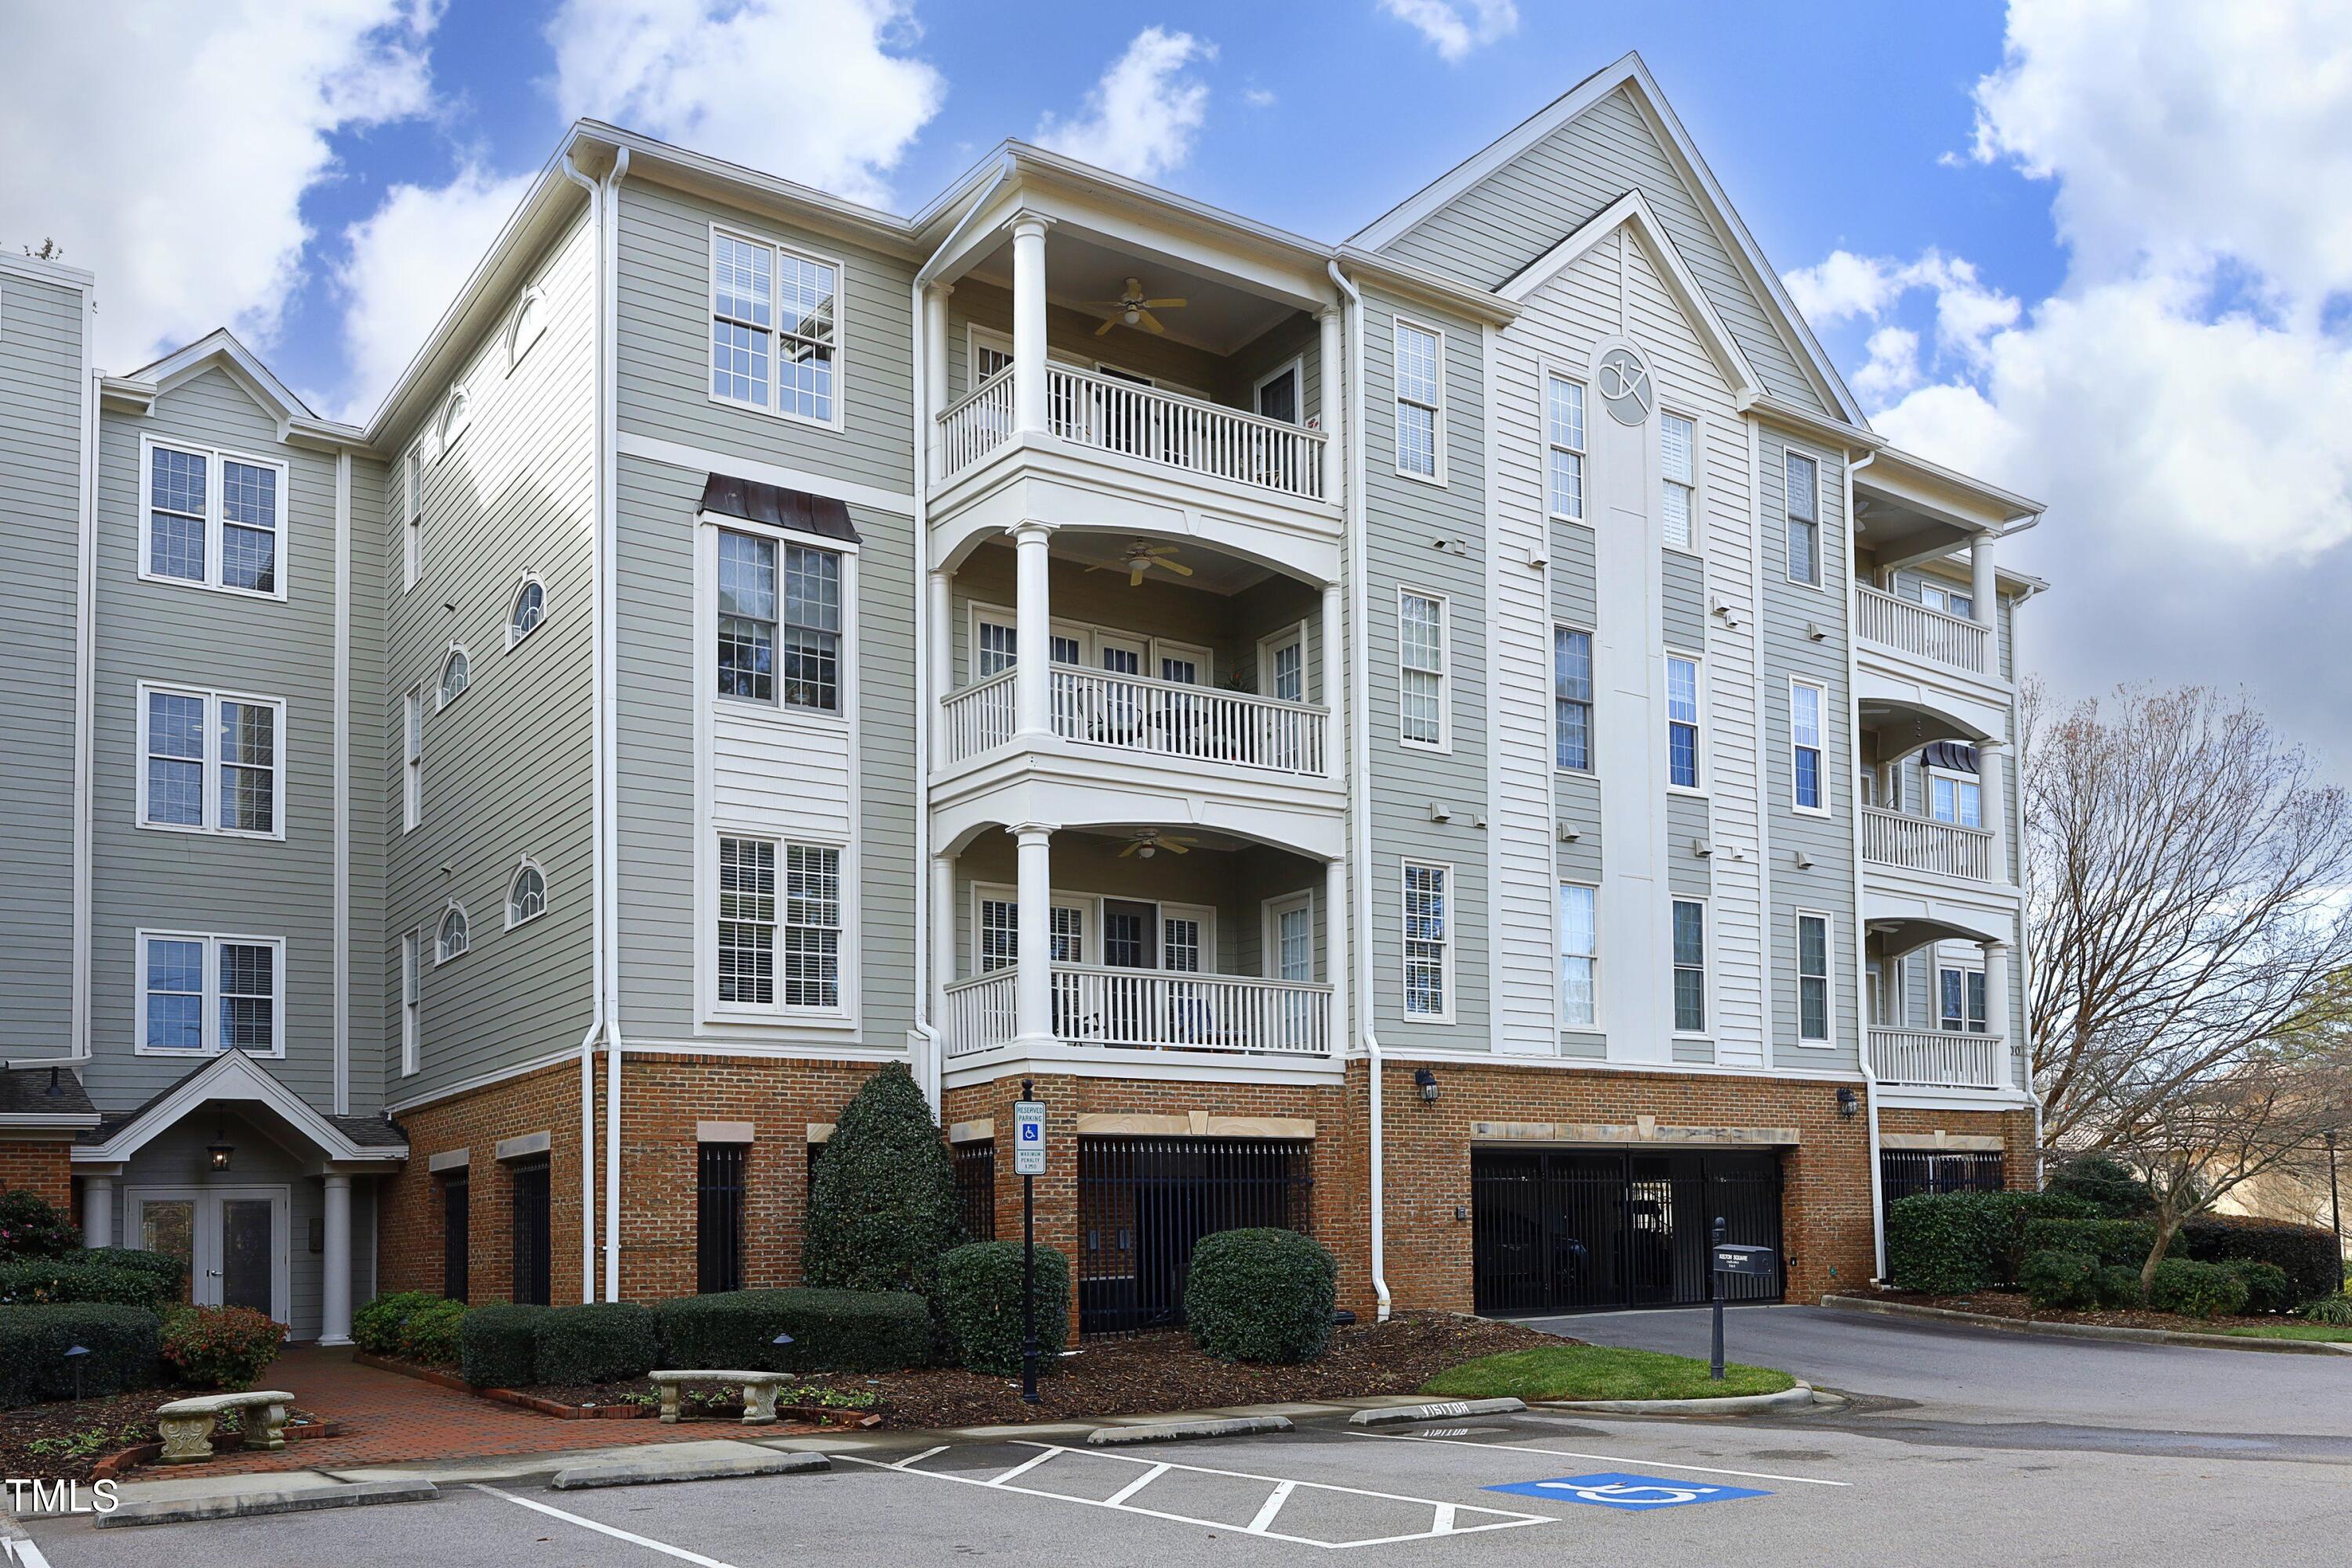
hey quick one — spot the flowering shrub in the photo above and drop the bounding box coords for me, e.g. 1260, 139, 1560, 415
0, 1189, 79, 1261
161, 1305, 285, 1390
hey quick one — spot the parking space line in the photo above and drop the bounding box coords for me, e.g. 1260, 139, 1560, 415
1247, 1479, 1297, 1533
889, 1445, 949, 1470
472, 1485, 739, 1568
1347, 1430, 1853, 1487
986, 1448, 1065, 1487
1105, 1463, 1171, 1504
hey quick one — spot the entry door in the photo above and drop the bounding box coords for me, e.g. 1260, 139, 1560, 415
129, 1187, 290, 1322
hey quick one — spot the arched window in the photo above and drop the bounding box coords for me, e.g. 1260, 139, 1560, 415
440, 385, 472, 452
437, 645, 470, 710
436, 904, 470, 964
507, 862, 546, 928
509, 575, 545, 647
508, 289, 547, 372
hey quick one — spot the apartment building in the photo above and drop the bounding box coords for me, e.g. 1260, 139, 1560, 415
0, 53, 2042, 1337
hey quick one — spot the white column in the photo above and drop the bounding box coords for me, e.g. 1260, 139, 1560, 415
1011, 521, 1054, 738
82, 1174, 113, 1250
1010, 214, 1052, 436
319, 1174, 353, 1346
1316, 304, 1345, 500
1324, 856, 1350, 1053
930, 852, 956, 1011
1982, 939, 2013, 1090
1976, 737, 2007, 884
1013, 825, 1055, 1049
921, 285, 952, 421
1320, 580, 1345, 782
927, 568, 953, 757
1969, 532, 1997, 626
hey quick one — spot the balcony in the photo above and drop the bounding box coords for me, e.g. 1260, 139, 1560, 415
1862, 807, 1994, 880
942, 666, 1327, 777
1870, 1027, 2008, 1091
1855, 583, 1991, 677
942, 964, 1334, 1061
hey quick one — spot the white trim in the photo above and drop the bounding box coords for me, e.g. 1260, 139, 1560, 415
1557, 879, 1599, 1031
125, 1185, 292, 1327
506, 572, 548, 651
1400, 857, 1457, 1025
1664, 647, 1707, 796
1256, 622, 1308, 704
962, 599, 1221, 689
1926, 764, 1984, 829
1669, 894, 1712, 1040
1794, 907, 1834, 1047
707, 220, 849, 433
506, 856, 550, 930
134, 928, 287, 1058
1252, 355, 1305, 424
1390, 315, 1447, 485
1658, 405, 1702, 557
966, 883, 1222, 978
332, 450, 352, 1114
134, 434, 292, 602
1790, 676, 1832, 816
1541, 367, 1587, 521
1551, 622, 1595, 774
1262, 889, 1316, 982
134, 681, 289, 840
401, 443, 423, 593
436, 642, 473, 712
438, 383, 474, 456
506, 285, 550, 373
400, 928, 421, 1077
401, 684, 423, 833
434, 901, 471, 966
709, 520, 856, 719
1781, 445, 1827, 590
708, 829, 855, 1023
617, 429, 915, 516
1395, 586, 1451, 753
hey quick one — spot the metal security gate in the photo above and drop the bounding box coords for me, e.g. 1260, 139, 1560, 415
1471, 1148, 1784, 1315
1879, 1149, 2003, 1231
953, 1140, 996, 1241
510, 1160, 551, 1306
1077, 1137, 1312, 1334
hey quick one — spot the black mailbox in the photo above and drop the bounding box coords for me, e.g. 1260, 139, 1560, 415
1711, 1243, 1776, 1276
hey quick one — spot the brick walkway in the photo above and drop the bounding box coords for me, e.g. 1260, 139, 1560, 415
172, 1347, 802, 1475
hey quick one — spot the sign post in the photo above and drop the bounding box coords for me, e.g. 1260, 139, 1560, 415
1013, 1084, 1047, 1405
1708, 1221, 1777, 1383
1709, 1217, 1726, 1381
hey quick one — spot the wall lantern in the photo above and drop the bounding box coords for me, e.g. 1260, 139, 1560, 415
1414, 1067, 1439, 1104
207, 1139, 235, 1172
1835, 1087, 1860, 1120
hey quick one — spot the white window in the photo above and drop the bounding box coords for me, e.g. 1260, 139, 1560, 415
718, 837, 776, 1004
1559, 882, 1597, 1029
718, 837, 841, 1010
508, 287, 547, 372
1661, 412, 1697, 551
716, 529, 844, 713
435, 904, 470, 964
138, 931, 282, 1055
1402, 860, 1452, 1019
140, 438, 289, 599
1398, 590, 1449, 749
1930, 768, 1983, 828
1266, 893, 1314, 982
1940, 965, 1989, 1033
710, 227, 840, 426
1915, 576, 1973, 619
506, 860, 547, 928
1797, 912, 1831, 1044
1784, 450, 1820, 585
1791, 680, 1828, 813
1544, 374, 1585, 519
976, 895, 1085, 971
138, 684, 284, 838
508, 575, 545, 648
437, 645, 470, 711
781, 843, 844, 1008
1671, 898, 1708, 1033
1263, 630, 1305, 705
1666, 653, 1701, 790
1254, 358, 1302, 425
402, 686, 423, 833
440, 386, 473, 454
402, 445, 422, 592
1393, 320, 1443, 481
1554, 626, 1592, 771
400, 930, 420, 1075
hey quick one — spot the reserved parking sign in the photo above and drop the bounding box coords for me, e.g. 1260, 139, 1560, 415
1014, 1099, 1047, 1175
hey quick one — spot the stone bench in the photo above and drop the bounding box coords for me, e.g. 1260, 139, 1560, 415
154, 1390, 296, 1463
647, 1370, 789, 1427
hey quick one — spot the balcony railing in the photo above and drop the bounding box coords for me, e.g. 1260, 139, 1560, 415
939, 664, 1329, 778
1871, 1026, 2007, 1091
1856, 583, 1991, 675
942, 964, 1334, 1060
1862, 806, 1994, 880
932, 365, 1330, 502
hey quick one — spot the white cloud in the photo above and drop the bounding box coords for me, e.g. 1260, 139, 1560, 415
1785, 249, 2017, 367
1851, 325, 1922, 401
0, 0, 437, 371
1244, 86, 1278, 109
1377, 0, 1519, 61
546, 0, 944, 208
335, 163, 535, 421
1034, 27, 1214, 182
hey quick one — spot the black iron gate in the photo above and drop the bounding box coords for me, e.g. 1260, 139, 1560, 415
510, 1160, 551, 1306
1471, 1148, 1784, 1314
953, 1140, 997, 1241
1077, 1137, 1313, 1334
1879, 1149, 2004, 1231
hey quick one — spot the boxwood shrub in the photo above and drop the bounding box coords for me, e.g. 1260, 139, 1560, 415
2094, 1265, 2144, 1308
535, 1301, 659, 1385
2021, 1218, 2157, 1268
1886, 1192, 2099, 1293
0, 1256, 174, 1312
2146, 1258, 2248, 1319
804, 1065, 959, 1294
932, 1241, 1069, 1377
2019, 1248, 2100, 1310
1185, 1229, 1337, 1365
353, 1290, 447, 1356
460, 1303, 549, 1388
2215, 1258, 2294, 1315
82, 1248, 186, 1293
2180, 1216, 2341, 1305
654, 1288, 932, 1374
0, 1304, 162, 1403
399, 1298, 469, 1366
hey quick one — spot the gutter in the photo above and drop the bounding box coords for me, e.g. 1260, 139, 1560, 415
1329, 259, 1390, 1323
65, 274, 97, 1069
1843, 447, 1889, 1278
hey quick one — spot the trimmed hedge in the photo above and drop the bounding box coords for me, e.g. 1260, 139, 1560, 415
2022, 1218, 2158, 1268
2216, 1259, 2294, 1316
804, 1065, 959, 1294
1886, 1192, 2100, 1293
2093, 1265, 2144, 1309
2180, 1216, 2341, 1305
84, 1248, 186, 1292
535, 1302, 659, 1385
353, 1290, 446, 1356
0, 1256, 175, 1312
1185, 1229, 1337, 1365
2019, 1248, 2099, 1310
2147, 1258, 2248, 1319
0, 1304, 162, 1403
400, 1298, 468, 1365
460, 1303, 548, 1388
654, 1288, 932, 1374
933, 1242, 1069, 1377
2042, 1155, 2153, 1218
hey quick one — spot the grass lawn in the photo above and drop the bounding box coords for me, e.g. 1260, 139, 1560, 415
1421, 1345, 1797, 1403
2220, 1323, 2352, 1344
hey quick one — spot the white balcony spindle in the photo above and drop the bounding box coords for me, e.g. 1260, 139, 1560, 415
938, 964, 1330, 1058
1855, 583, 1991, 674
1860, 807, 1994, 880
1869, 1026, 2005, 1090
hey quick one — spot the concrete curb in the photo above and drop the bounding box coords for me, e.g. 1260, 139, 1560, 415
1822, 1294, 2352, 1356
1086, 1416, 1295, 1446
551, 1450, 831, 1490
1347, 1398, 1526, 1427
95, 1479, 438, 1529
1535, 1381, 1823, 1416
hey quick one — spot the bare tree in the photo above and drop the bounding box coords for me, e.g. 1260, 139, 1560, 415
2026, 681, 2352, 1146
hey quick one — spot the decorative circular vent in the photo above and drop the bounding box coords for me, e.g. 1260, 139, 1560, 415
1596, 347, 1653, 425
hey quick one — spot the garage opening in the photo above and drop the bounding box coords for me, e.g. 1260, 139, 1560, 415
1878, 1148, 2003, 1232
1471, 1148, 1784, 1315
1077, 1136, 1313, 1334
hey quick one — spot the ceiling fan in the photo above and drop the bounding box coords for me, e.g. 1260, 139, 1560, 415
1091, 278, 1188, 336
1085, 539, 1195, 587
1117, 828, 1199, 858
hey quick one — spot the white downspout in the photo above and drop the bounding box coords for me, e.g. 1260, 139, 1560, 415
598, 147, 630, 1303
66, 278, 97, 1069
1329, 260, 1390, 1323
1844, 447, 1887, 1278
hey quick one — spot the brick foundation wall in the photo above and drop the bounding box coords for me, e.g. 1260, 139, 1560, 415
1878, 1105, 2042, 1191
0, 1141, 73, 1208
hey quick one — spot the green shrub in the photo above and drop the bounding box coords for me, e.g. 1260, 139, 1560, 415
2019, 1249, 2100, 1309
352, 1290, 445, 1356
534, 1302, 659, 1385
2180, 1216, 2341, 1305
2094, 1265, 2145, 1308
2042, 1155, 2153, 1218
460, 1303, 549, 1388
83, 1248, 186, 1292
398, 1298, 468, 1365
2146, 1258, 2249, 1319
0, 1257, 174, 1312
2022, 1218, 2158, 1267
0, 1303, 162, 1403
2215, 1259, 2294, 1315
161, 1305, 284, 1390
1886, 1192, 2099, 1293
1185, 1229, 1337, 1365
2295, 1293, 2352, 1324
653, 1288, 932, 1374
931, 1242, 1069, 1377
804, 1065, 959, 1295
0, 1189, 79, 1261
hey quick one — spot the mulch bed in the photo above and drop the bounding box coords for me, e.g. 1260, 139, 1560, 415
1889, 1289, 2292, 1334
0, 1391, 331, 1483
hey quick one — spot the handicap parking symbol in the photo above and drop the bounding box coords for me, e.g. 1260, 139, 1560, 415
1486, 1472, 1770, 1510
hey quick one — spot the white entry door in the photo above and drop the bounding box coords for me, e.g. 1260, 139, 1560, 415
127, 1186, 291, 1323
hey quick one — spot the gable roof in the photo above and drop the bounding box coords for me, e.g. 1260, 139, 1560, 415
72, 1051, 406, 1165
1350, 50, 1867, 430
106, 328, 367, 450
